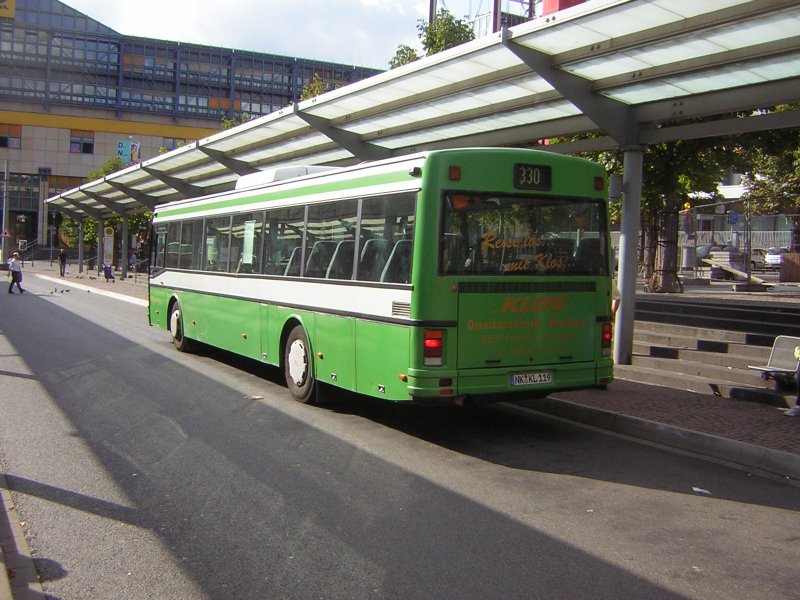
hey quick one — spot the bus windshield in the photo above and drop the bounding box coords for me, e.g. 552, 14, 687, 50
440, 192, 608, 276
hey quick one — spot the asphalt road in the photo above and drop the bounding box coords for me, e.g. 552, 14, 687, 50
1, 276, 798, 599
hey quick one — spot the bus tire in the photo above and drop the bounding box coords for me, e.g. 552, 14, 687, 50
169, 301, 193, 353
284, 325, 315, 403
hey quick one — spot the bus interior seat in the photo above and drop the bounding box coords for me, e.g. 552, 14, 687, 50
380, 239, 412, 283
358, 238, 390, 281
574, 238, 604, 274
326, 240, 355, 279
305, 240, 337, 278
283, 246, 303, 276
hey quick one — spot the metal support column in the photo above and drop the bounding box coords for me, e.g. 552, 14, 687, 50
96, 221, 103, 274
121, 217, 129, 279
614, 147, 644, 366
1, 160, 8, 264
78, 220, 84, 273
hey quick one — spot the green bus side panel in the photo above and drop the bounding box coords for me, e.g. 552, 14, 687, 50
148, 286, 169, 329
264, 305, 316, 369
314, 315, 356, 391
355, 321, 411, 401
201, 296, 262, 360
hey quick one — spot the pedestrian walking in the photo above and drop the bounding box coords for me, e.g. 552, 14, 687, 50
8, 251, 25, 294
58, 248, 68, 277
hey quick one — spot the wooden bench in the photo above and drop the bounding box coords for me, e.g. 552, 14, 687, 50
748, 335, 800, 384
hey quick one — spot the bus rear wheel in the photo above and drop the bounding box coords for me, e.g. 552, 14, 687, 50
284, 325, 315, 403
169, 302, 192, 352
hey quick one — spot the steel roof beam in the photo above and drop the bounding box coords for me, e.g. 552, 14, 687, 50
197, 146, 260, 176
294, 105, 393, 161
140, 167, 204, 197
106, 182, 160, 210
51, 204, 89, 221
52, 199, 104, 220
502, 26, 638, 147
82, 190, 129, 214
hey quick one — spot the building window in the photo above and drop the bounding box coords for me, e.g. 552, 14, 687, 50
70, 130, 94, 154
162, 137, 187, 151
0, 124, 22, 149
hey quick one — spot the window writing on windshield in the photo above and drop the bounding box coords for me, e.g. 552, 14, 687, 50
440, 192, 608, 276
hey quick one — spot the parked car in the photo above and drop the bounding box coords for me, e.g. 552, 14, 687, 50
765, 247, 788, 270
751, 248, 766, 270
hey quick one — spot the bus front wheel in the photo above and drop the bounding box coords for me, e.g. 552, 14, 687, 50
169, 302, 192, 352
284, 325, 315, 403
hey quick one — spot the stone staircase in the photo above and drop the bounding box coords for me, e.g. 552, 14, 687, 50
615, 298, 800, 408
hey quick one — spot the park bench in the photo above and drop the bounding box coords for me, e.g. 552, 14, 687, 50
748, 335, 800, 384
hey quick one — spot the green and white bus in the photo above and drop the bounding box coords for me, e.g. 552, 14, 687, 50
149, 148, 613, 404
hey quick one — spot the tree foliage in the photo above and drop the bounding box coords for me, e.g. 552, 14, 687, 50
61, 155, 151, 250
221, 112, 254, 130
299, 73, 340, 101
389, 44, 420, 69
571, 117, 781, 292
389, 8, 474, 69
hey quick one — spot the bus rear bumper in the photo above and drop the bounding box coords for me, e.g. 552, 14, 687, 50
407, 361, 614, 401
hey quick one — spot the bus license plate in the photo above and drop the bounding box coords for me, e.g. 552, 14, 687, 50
510, 371, 552, 386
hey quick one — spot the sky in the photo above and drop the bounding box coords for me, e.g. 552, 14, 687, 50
59, 1, 484, 71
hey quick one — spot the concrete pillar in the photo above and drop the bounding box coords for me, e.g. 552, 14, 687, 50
614, 147, 644, 366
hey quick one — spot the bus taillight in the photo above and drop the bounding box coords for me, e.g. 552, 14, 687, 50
423, 330, 444, 366
601, 322, 613, 357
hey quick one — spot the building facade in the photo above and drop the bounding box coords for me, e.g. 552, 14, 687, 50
0, 0, 381, 251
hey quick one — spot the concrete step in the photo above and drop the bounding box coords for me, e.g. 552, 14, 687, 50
632, 332, 771, 361
634, 321, 752, 344
631, 344, 772, 371
628, 354, 769, 388
614, 364, 795, 407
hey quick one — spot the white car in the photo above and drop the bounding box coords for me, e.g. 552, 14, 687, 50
751, 248, 766, 270
765, 247, 788, 269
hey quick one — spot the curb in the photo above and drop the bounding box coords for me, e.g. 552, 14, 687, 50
33, 273, 148, 307
527, 396, 800, 480
0, 473, 43, 600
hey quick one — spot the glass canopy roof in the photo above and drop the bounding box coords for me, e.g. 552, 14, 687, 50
47, 0, 800, 220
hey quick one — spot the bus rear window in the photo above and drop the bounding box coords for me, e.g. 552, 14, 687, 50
440, 192, 607, 276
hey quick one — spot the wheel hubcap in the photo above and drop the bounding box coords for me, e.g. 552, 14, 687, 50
170, 309, 181, 339
287, 339, 307, 386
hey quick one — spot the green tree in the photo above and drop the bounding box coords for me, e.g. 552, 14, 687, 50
299, 73, 339, 101
419, 8, 475, 56
739, 114, 800, 251
388, 44, 420, 69
221, 112, 253, 130
62, 155, 151, 255
576, 128, 742, 292
389, 8, 474, 69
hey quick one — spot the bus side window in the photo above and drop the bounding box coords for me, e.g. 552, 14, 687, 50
380, 240, 412, 283
305, 240, 337, 278
358, 238, 389, 281
326, 240, 355, 280
284, 246, 302, 277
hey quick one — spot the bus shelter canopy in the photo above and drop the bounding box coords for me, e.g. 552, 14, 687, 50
47, 0, 800, 221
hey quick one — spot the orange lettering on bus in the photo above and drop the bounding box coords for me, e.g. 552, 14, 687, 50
500, 295, 567, 313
